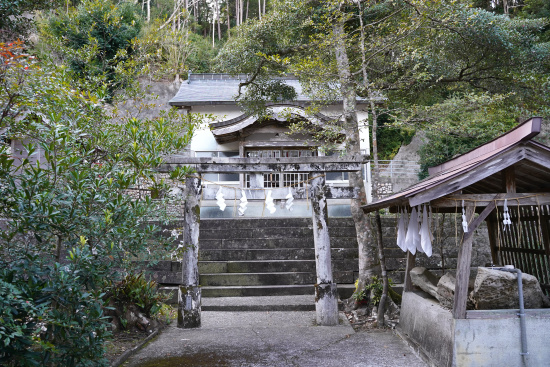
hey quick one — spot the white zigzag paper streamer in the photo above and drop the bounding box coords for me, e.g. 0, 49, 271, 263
216, 187, 226, 211
285, 188, 294, 211
265, 190, 276, 214
462, 200, 468, 233
503, 199, 512, 230
238, 190, 248, 216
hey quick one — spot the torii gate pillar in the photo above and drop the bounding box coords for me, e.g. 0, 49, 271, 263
310, 175, 339, 325
177, 176, 202, 328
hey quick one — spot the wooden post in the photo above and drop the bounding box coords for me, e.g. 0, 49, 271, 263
452, 205, 475, 319
249, 172, 263, 189
403, 251, 416, 292
504, 166, 516, 194
178, 176, 202, 328
310, 175, 339, 326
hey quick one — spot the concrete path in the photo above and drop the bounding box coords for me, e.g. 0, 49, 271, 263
124, 311, 426, 367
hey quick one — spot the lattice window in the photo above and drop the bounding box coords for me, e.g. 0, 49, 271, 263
283, 173, 309, 188
263, 173, 280, 188
246, 150, 281, 158
282, 149, 316, 158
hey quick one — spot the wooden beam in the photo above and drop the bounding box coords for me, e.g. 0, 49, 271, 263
159, 155, 365, 173
430, 193, 550, 208
465, 194, 503, 233
242, 141, 317, 148
504, 166, 516, 193
453, 205, 475, 319
410, 147, 527, 207
538, 209, 550, 256
450, 198, 498, 318
198, 186, 358, 200
486, 219, 500, 265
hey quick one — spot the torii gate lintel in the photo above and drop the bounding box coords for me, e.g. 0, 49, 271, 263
169, 156, 365, 328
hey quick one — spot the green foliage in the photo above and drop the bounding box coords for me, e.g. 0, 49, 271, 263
404, 92, 520, 178
0, 255, 110, 367
352, 276, 401, 306
135, 21, 217, 81
40, 0, 142, 97
106, 273, 169, 318
0, 0, 62, 41
373, 114, 415, 161
520, 0, 550, 41
0, 41, 200, 365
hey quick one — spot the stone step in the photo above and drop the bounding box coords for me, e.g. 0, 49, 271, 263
200, 217, 355, 230
159, 284, 355, 302
200, 284, 355, 298
199, 237, 358, 250
199, 227, 357, 240
202, 295, 316, 311
199, 272, 315, 287
199, 271, 355, 287
199, 248, 358, 261
199, 259, 358, 274
146, 265, 357, 285
199, 260, 315, 273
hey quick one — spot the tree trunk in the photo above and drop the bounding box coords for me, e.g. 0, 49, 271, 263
236, 0, 240, 26
375, 211, 388, 326
227, 1, 231, 36
258, 0, 261, 19
356, 0, 389, 319
332, 20, 378, 295
56, 235, 62, 263
240, 0, 244, 26
212, 20, 215, 47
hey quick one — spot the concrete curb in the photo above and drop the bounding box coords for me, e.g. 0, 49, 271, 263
110, 327, 162, 367
394, 326, 435, 367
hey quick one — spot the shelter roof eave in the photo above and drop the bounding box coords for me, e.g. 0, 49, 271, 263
362, 117, 547, 213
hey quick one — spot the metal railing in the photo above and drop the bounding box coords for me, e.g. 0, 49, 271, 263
371, 160, 420, 180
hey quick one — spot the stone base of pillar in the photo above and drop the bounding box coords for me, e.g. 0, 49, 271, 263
315, 283, 339, 326
177, 285, 201, 328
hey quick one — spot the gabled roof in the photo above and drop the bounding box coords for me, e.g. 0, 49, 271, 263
362, 117, 548, 212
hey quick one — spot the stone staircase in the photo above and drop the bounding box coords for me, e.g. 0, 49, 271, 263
151, 217, 359, 304
198, 218, 358, 299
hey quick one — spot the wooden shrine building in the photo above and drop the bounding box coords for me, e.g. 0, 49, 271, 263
362, 117, 550, 367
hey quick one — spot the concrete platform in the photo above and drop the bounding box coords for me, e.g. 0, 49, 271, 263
124, 311, 427, 367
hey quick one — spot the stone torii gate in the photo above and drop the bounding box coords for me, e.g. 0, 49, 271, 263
158, 155, 364, 327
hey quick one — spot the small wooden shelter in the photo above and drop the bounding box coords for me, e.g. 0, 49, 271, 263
362, 117, 550, 366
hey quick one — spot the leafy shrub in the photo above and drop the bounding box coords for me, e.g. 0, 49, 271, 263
106, 273, 169, 319
0, 254, 110, 367
40, 0, 142, 96
352, 276, 401, 306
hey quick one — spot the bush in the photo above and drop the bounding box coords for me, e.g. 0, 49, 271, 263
40, 0, 142, 97
0, 255, 111, 367
106, 273, 169, 319
352, 276, 401, 306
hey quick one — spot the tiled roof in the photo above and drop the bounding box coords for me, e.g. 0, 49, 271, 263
169, 73, 313, 106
